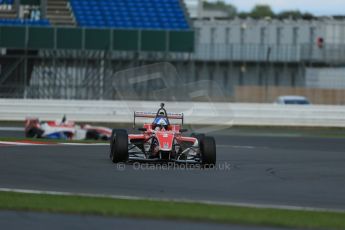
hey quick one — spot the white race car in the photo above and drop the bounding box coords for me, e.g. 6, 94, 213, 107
25, 116, 112, 140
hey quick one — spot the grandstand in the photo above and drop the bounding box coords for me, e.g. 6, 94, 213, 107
46, 0, 75, 26
0, 0, 14, 8
0, 0, 49, 25
0, 0, 194, 100
0, 0, 16, 19
0, 0, 190, 30
71, 0, 189, 30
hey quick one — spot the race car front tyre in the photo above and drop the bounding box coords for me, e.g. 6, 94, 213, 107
191, 133, 205, 143
110, 130, 128, 163
109, 129, 127, 158
200, 136, 216, 166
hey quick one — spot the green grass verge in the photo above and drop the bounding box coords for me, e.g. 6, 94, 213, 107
0, 192, 344, 229
0, 137, 108, 144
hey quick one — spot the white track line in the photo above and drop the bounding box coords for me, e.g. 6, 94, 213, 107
0, 187, 343, 213
0, 141, 47, 146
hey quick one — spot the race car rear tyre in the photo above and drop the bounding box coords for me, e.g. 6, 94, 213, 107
25, 127, 43, 138
200, 136, 216, 166
191, 133, 205, 143
110, 130, 128, 163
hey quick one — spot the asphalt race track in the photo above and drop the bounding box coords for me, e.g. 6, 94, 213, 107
0, 131, 345, 211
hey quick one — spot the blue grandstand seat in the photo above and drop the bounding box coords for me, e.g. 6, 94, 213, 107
0, 18, 50, 26
70, 0, 190, 30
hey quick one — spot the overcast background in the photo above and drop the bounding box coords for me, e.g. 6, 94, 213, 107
197, 0, 343, 16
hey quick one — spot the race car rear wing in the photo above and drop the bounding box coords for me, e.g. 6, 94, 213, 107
133, 111, 184, 128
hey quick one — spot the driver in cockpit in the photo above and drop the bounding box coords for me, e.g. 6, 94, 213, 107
152, 103, 170, 131
152, 111, 169, 131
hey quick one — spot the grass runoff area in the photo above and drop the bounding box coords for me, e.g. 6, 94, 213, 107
0, 192, 344, 229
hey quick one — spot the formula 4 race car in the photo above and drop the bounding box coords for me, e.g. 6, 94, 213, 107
110, 103, 216, 166
25, 116, 112, 140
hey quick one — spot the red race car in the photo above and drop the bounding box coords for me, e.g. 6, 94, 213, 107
110, 103, 216, 166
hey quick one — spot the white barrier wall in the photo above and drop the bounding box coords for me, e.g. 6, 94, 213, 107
1, 99, 345, 127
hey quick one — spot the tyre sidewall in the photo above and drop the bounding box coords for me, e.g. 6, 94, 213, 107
110, 130, 128, 163
200, 136, 216, 166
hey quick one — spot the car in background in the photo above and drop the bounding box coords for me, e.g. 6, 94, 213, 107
275, 96, 311, 105
25, 116, 112, 140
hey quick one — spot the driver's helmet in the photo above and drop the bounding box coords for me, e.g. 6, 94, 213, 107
152, 113, 169, 129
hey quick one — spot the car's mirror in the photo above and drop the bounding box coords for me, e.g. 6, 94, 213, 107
138, 128, 147, 132
180, 128, 188, 133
